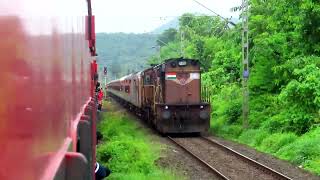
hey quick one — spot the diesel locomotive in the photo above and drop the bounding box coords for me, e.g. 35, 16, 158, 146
107, 58, 210, 133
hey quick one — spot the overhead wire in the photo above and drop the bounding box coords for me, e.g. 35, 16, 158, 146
191, 0, 236, 26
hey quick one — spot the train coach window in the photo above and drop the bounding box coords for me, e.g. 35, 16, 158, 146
125, 86, 130, 93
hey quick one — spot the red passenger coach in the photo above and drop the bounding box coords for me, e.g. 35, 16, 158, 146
1, 0, 98, 180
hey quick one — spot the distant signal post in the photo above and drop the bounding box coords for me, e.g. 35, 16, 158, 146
104, 66, 107, 89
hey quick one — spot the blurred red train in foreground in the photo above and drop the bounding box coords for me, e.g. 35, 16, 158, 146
107, 58, 210, 134
1, 0, 99, 179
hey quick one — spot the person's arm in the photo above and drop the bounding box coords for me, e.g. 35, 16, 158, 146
95, 162, 111, 180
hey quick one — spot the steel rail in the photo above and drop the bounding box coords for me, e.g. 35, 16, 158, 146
167, 136, 230, 180
201, 136, 293, 180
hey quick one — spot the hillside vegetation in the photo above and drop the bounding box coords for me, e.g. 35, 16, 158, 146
96, 33, 157, 80
150, 1, 320, 175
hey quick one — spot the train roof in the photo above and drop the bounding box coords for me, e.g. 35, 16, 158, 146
107, 71, 143, 84
152, 57, 199, 68
107, 58, 199, 85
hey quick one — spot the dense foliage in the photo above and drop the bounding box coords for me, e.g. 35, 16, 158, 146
151, 1, 320, 175
97, 102, 180, 180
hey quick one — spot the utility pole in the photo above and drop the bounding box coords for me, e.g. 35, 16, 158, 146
180, 30, 185, 57
242, 0, 249, 129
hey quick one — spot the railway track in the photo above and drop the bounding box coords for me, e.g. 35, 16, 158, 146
168, 136, 230, 180
168, 136, 293, 180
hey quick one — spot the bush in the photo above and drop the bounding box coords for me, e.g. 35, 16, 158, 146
276, 127, 320, 167
109, 171, 179, 180
211, 122, 243, 139
98, 139, 157, 174
225, 102, 242, 124
304, 160, 320, 176
262, 107, 316, 134
210, 84, 242, 125
251, 130, 270, 146
248, 94, 278, 128
238, 129, 270, 146
210, 118, 224, 135
98, 111, 145, 140
238, 129, 259, 145
97, 104, 180, 179
258, 133, 298, 154
279, 63, 320, 110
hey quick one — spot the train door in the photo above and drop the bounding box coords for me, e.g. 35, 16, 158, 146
131, 76, 139, 107
143, 73, 154, 107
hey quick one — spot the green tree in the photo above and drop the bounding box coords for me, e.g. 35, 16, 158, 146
157, 28, 178, 47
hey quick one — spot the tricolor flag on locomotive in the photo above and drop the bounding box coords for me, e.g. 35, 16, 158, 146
166, 72, 177, 80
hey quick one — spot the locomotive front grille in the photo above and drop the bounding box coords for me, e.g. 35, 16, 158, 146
155, 104, 210, 133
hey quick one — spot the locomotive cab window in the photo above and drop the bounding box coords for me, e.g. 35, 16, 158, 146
144, 75, 151, 85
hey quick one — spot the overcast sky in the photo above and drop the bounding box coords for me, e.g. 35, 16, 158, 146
92, 0, 242, 33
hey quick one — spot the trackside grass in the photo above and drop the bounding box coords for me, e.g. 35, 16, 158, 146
208, 85, 320, 176
210, 119, 320, 176
96, 101, 182, 180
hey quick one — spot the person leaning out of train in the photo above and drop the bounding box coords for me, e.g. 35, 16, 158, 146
96, 82, 101, 93
97, 88, 104, 111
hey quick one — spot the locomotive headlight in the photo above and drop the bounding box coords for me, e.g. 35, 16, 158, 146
199, 111, 209, 120
178, 60, 187, 66
200, 106, 204, 109
162, 111, 171, 120
165, 106, 169, 110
